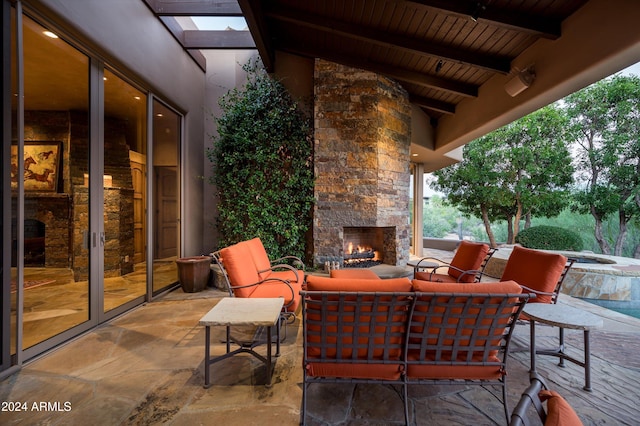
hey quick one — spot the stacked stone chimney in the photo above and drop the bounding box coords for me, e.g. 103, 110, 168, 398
313, 60, 411, 267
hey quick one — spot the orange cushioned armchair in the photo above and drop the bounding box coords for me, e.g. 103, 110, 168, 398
496, 245, 574, 304
212, 238, 305, 314
414, 240, 496, 283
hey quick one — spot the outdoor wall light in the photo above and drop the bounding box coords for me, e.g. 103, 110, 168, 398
505, 67, 536, 97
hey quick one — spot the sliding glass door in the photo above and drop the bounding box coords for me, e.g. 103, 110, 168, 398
17, 13, 91, 355
102, 69, 147, 314
151, 100, 180, 294
2, 7, 182, 372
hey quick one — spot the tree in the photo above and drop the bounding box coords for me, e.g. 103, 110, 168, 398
565, 75, 640, 256
432, 105, 573, 247
207, 59, 315, 260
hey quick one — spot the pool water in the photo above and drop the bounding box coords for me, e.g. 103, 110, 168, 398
608, 307, 640, 319
585, 299, 640, 320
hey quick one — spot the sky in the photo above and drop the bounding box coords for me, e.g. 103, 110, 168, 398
620, 62, 640, 76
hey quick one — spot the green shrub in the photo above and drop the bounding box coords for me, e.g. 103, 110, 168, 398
207, 59, 314, 261
515, 225, 583, 251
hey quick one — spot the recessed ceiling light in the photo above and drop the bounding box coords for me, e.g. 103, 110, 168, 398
411, 153, 418, 157
103, 77, 107, 81
43, 31, 58, 39
156, 113, 163, 117
134, 96, 141, 100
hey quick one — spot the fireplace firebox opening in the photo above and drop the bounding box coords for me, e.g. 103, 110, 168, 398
342, 226, 396, 268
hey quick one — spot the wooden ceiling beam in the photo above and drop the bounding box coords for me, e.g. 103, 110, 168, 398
183, 30, 255, 49
410, 95, 456, 115
145, 0, 242, 16
238, 0, 274, 71
404, 0, 561, 39
280, 44, 477, 98
266, 6, 511, 74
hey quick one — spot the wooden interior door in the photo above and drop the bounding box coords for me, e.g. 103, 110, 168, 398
129, 151, 146, 264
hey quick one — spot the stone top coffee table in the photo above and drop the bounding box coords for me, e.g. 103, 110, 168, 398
199, 297, 284, 388
523, 302, 603, 391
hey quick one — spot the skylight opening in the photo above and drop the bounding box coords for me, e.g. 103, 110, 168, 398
191, 16, 247, 31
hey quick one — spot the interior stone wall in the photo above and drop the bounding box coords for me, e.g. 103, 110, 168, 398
313, 59, 411, 266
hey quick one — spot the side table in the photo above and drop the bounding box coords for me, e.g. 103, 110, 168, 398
199, 297, 284, 388
523, 303, 603, 391
407, 259, 440, 275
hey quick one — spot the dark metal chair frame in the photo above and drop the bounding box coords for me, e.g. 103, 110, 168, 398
300, 290, 532, 426
300, 291, 413, 426
414, 247, 498, 283
509, 371, 550, 426
405, 290, 530, 424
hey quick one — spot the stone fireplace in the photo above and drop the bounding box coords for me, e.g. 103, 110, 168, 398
313, 60, 411, 267
342, 226, 397, 267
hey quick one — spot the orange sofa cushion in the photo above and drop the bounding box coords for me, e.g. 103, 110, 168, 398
501, 246, 567, 304
329, 269, 381, 279
219, 242, 261, 298
411, 279, 522, 294
539, 390, 584, 426
448, 241, 490, 282
305, 363, 404, 380
303, 278, 412, 361
406, 352, 504, 380
306, 275, 411, 292
413, 271, 458, 283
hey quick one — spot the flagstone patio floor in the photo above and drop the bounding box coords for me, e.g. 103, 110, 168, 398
1, 250, 640, 425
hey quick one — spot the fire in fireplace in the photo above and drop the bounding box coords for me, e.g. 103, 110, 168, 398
343, 241, 381, 267
341, 227, 395, 268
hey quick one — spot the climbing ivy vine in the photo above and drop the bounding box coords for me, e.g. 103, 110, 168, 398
207, 59, 314, 261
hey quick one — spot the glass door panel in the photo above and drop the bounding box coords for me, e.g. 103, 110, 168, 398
6, 3, 18, 367
102, 69, 147, 313
17, 15, 89, 349
152, 100, 180, 293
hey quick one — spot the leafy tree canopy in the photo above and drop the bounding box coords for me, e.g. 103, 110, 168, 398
565, 75, 640, 256
432, 105, 573, 246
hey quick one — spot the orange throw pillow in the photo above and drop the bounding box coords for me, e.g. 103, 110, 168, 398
539, 390, 584, 426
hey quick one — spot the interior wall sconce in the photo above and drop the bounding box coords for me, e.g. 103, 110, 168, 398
504, 67, 536, 97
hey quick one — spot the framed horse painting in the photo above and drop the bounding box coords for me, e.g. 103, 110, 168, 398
10, 141, 62, 192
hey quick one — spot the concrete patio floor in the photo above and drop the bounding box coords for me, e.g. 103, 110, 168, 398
2, 255, 640, 425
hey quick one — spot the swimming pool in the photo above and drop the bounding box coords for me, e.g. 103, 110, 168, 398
584, 298, 640, 319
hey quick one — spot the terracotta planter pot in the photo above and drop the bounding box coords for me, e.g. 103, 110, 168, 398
175, 256, 211, 293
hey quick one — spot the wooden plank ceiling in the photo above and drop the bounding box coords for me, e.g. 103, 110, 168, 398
144, 0, 640, 170
146, 0, 585, 118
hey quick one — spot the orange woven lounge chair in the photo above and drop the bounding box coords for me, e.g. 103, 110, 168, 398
414, 240, 496, 283
300, 275, 532, 425
212, 238, 306, 336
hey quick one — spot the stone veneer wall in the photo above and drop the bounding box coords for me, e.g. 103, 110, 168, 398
313, 60, 411, 266
18, 111, 135, 279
